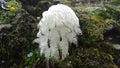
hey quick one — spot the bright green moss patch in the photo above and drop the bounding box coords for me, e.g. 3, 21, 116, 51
0, 0, 22, 24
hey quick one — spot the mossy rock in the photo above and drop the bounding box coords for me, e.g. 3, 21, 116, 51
57, 43, 118, 68
70, 4, 120, 45
0, 10, 38, 67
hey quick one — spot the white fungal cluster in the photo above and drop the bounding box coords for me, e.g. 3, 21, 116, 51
34, 4, 82, 60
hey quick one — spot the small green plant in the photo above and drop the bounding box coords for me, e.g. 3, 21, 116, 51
7, 0, 22, 11
0, 0, 22, 24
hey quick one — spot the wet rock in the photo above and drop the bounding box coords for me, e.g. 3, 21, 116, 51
112, 44, 120, 50
105, 25, 114, 31
0, 24, 12, 31
116, 59, 120, 67
85, 7, 102, 11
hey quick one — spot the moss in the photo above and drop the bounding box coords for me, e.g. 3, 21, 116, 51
70, 4, 120, 45
0, 10, 37, 67
0, 0, 22, 24
0, 0, 120, 67
57, 43, 118, 68
108, 0, 120, 5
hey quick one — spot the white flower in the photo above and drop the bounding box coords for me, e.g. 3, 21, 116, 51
27, 52, 33, 57
34, 4, 82, 60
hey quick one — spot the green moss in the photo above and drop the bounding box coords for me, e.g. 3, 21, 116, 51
0, 0, 120, 67
71, 4, 119, 44
0, 10, 37, 67
0, 0, 22, 24
57, 43, 118, 68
